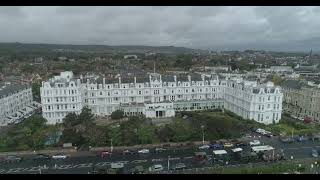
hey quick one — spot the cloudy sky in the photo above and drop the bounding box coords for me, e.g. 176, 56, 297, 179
0, 6, 320, 51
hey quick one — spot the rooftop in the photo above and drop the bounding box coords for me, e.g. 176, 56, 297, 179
0, 84, 30, 98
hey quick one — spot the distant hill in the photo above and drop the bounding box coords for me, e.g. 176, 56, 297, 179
0, 42, 207, 54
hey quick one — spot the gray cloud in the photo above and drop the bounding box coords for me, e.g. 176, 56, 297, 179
0, 6, 319, 51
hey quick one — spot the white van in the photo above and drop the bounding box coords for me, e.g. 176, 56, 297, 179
149, 164, 163, 172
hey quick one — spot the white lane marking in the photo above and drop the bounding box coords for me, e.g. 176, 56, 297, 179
152, 159, 163, 162
26, 167, 42, 172
57, 164, 74, 169
6, 168, 26, 173
116, 161, 129, 164
132, 160, 147, 164
0, 169, 6, 174
169, 157, 180, 161
95, 162, 111, 167
184, 156, 193, 159
286, 146, 320, 150
73, 163, 93, 168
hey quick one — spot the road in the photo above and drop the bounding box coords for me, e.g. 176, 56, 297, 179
2, 134, 320, 174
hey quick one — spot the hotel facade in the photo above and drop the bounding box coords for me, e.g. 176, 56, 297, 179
41, 71, 283, 125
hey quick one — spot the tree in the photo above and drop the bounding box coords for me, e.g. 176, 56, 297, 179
111, 110, 124, 120
62, 113, 79, 129
32, 83, 41, 102
272, 75, 284, 86
137, 125, 158, 144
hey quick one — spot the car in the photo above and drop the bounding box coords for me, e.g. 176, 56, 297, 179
296, 136, 308, 142
148, 164, 164, 172
173, 163, 187, 170
100, 151, 112, 158
131, 166, 144, 174
138, 149, 150, 154
33, 154, 51, 161
312, 149, 319, 158
4, 155, 22, 163
235, 142, 247, 147
52, 154, 68, 160
198, 145, 210, 150
223, 143, 234, 148
122, 150, 136, 155
210, 143, 223, 149
249, 140, 261, 146
155, 148, 166, 152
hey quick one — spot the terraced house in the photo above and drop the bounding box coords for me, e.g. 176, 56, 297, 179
282, 80, 320, 122
40, 71, 283, 125
0, 84, 33, 126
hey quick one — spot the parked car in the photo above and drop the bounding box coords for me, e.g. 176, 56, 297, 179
131, 165, 144, 174
249, 140, 261, 146
52, 154, 68, 160
198, 145, 210, 150
148, 164, 164, 172
296, 136, 308, 142
33, 154, 51, 161
210, 143, 223, 149
155, 148, 166, 153
122, 150, 136, 155
223, 143, 234, 148
100, 151, 112, 158
4, 155, 22, 163
312, 149, 319, 158
173, 163, 187, 170
280, 137, 295, 143
138, 149, 150, 154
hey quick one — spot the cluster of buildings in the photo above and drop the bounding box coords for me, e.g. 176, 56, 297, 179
40, 71, 283, 125
0, 83, 39, 126
282, 80, 320, 122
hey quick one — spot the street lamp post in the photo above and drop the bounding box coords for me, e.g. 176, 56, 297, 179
168, 156, 170, 171
111, 138, 113, 153
201, 125, 205, 145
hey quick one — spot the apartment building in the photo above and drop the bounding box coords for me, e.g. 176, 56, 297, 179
0, 84, 33, 126
41, 71, 283, 125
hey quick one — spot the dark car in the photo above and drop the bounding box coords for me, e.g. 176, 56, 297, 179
4, 155, 22, 163
209, 143, 223, 149
33, 154, 51, 161
122, 150, 136, 155
235, 142, 247, 147
100, 151, 112, 158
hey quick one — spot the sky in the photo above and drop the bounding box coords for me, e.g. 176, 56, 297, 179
0, 6, 320, 52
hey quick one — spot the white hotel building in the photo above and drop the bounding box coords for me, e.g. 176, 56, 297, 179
40, 71, 283, 125
0, 84, 33, 126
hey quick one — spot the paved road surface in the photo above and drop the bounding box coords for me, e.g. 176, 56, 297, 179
2, 134, 320, 174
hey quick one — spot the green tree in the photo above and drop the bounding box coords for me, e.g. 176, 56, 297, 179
32, 83, 41, 102
111, 110, 124, 120
137, 125, 158, 144
272, 75, 284, 86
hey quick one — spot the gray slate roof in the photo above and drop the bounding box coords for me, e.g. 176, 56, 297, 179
0, 84, 30, 98
282, 80, 303, 90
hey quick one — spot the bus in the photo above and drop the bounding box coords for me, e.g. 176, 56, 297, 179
251, 145, 274, 153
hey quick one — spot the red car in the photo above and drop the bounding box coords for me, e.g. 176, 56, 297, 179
100, 151, 112, 158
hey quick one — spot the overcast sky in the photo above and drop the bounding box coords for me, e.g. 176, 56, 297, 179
0, 6, 320, 51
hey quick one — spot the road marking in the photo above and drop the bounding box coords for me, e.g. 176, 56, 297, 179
169, 157, 180, 161
57, 165, 74, 169
116, 161, 129, 164
184, 156, 193, 159
132, 159, 147, 163
152, 159, 163, 162
26, 167, 42, 172
6, 168, 26, 173
73, 163, 93, 168
0, 169, 6, 174
286, 146, 320, 150
95, 162, 111, 167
